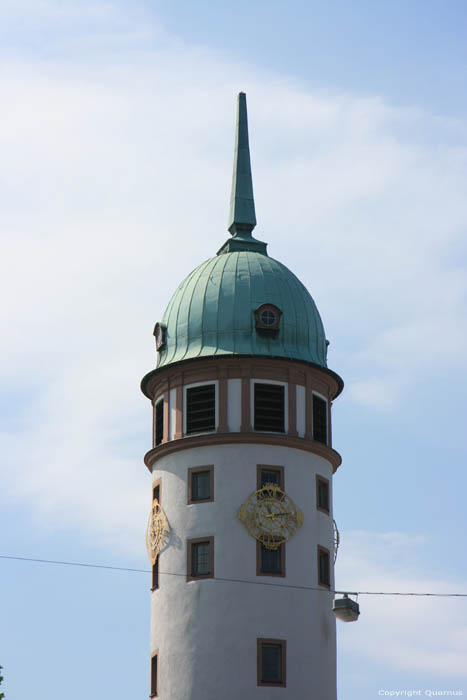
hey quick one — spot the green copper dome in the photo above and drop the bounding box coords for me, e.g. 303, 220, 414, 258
157, 250, 328, 368
153, 93, 338, 379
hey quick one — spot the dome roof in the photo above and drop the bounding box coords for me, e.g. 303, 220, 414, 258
157, 250, 328, 369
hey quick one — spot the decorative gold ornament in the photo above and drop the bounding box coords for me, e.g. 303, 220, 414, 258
237, 484, 304, 550
145, 499, 169, 564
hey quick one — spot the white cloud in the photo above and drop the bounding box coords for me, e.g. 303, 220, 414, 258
1, 0, 466, 547
336, 531, 467, 677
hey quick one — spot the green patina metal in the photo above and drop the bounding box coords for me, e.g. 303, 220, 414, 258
157, 251, 328, 368
155, 92, 332, 372
218, 92, 267, 256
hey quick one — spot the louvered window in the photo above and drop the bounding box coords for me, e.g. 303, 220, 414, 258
186, 384, 215, 435
312, 394, 328, 444
254, 383, 285, 433
155, 400, 164, 446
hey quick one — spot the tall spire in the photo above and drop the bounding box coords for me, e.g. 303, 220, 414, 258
228, 92, 257, 236
218, 93, 267, 256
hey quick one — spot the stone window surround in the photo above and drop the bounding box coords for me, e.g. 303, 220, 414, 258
183, 380, 219, 436
256, 541, 286, 578
144, 357, 342, 473
317, 545, 331, 589
257, 638, 287, 687
187, 536, 215, 582
256, 464, 284, 490
187, 465, 214, 504
154, 395, 164, 447
251, 378, 288, 434
316, 474, 330, 515
150, 649, 158, 697
312, 390, 329, 445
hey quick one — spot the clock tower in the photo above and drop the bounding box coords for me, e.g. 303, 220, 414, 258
141, 93, 343, 700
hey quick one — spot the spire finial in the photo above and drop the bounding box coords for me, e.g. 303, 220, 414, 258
228, 92, 257, 236
217, 93, 267, 256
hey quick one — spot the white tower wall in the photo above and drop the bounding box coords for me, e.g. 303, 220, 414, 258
150, 442, 336, 700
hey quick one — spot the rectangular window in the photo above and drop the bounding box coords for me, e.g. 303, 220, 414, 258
257, 542, 285, 577
257, 465, 284, 489
150, 651, 158, 697
188, 466, 214, 503
257, 639, 286, 687
316, 475, 330, 514
187, 537, 214, 581
318, 546, 330, 588
312, 394, 328, 444
153, 483, 160, 503
254, 383, 285, 433
155, 399, 164, 446
151, 558, 159, 590
186, 384, 216, 435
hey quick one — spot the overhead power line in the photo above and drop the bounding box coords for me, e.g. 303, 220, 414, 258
1, 554, 467, 598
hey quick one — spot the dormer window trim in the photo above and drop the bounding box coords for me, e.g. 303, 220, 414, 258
255, 304, 282, 334
153, 322, 167, 351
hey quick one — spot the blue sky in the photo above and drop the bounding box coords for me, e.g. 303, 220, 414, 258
1, 1, 467, 698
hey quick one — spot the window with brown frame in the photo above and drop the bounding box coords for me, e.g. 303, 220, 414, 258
151, 558, 159, 590
257, 638, 286, 687
187, 537, 214, 581
316, 475, 330, 514
257, 541, 285, 577
312, 394, 328, 445
153, 482, 160, 503
150, 651, 158, 697
255, 304, 282, 334
318, 546, 330, 588
257, 465, 284, 490
188, 466, 214, 504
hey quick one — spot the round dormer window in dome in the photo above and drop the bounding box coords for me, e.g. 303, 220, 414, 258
255, 304, 282, 334
153, 322, 167, 351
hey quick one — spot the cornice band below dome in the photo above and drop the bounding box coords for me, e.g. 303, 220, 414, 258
144, 433, 342, 474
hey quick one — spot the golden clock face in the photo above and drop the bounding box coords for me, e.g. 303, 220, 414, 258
145, 499, 169, 564
238, 484, 304, 550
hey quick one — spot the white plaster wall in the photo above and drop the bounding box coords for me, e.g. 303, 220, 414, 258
296, 384, 306, 437
169, 388, 176, 440
227, 378, 242, 432
151, 443, 336, 700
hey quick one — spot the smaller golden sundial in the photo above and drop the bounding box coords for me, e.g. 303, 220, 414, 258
238, 484, 304, 550
145, 499, 169, 564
